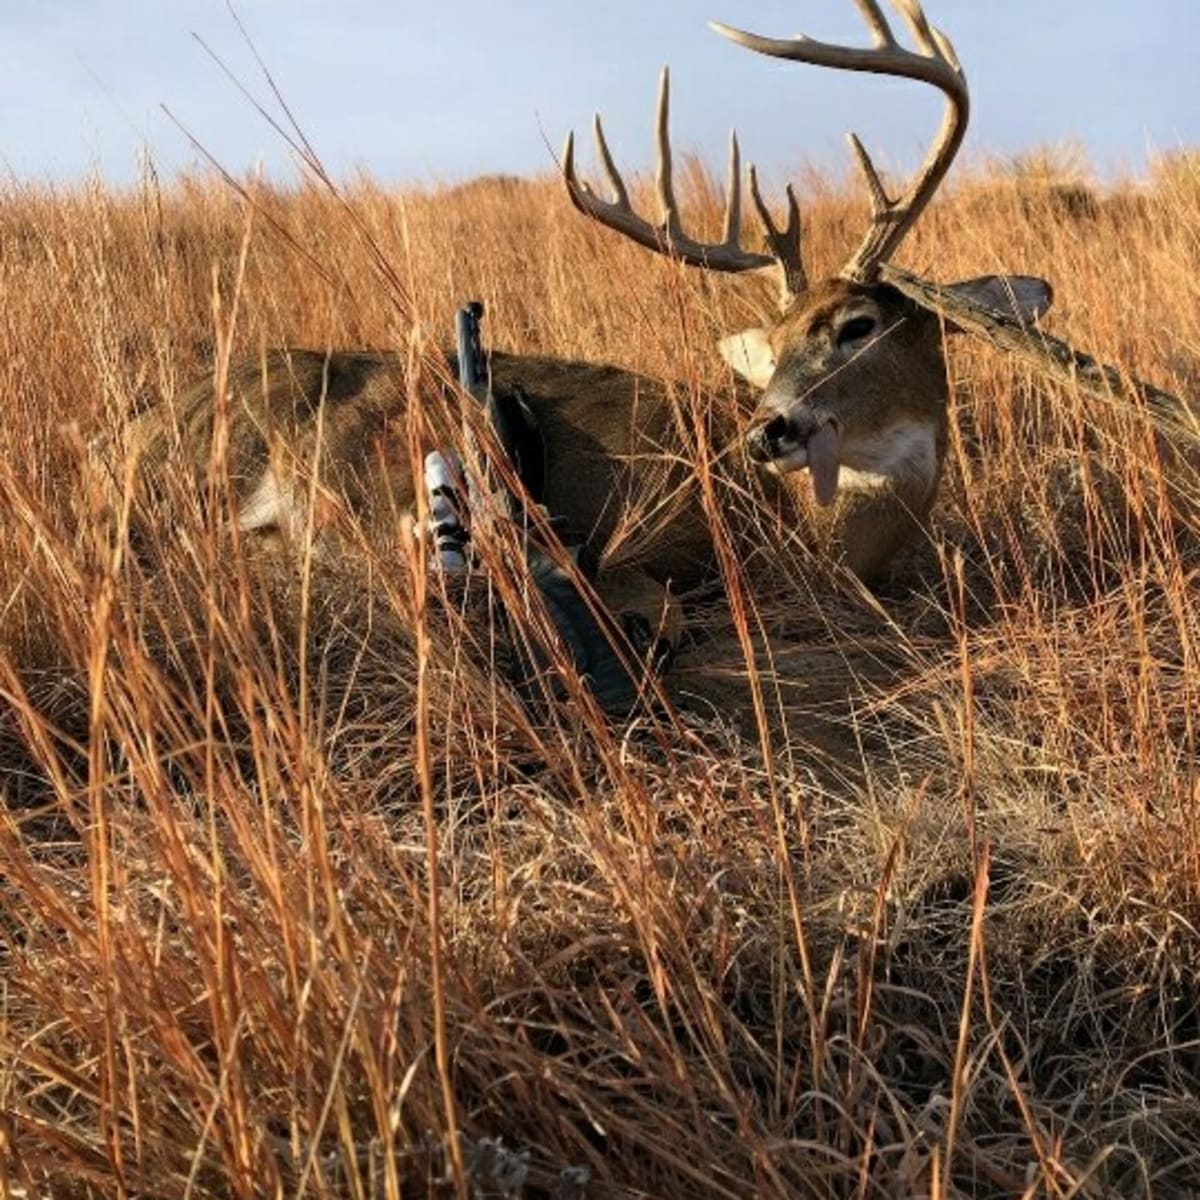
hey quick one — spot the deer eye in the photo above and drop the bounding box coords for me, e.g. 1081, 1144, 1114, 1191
836, 315, 877, 347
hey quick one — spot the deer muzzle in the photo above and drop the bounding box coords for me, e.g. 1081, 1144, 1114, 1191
746, 411, 843, 507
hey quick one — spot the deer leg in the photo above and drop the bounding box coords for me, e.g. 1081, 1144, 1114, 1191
593, 567, 682, 674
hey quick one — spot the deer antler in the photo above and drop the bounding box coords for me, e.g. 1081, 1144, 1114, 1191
562, 67, 807, 307
712, 0, 968, 283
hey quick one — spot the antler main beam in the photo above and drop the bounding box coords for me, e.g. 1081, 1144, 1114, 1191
712, 0, 969, 283
562, 67, 807, 305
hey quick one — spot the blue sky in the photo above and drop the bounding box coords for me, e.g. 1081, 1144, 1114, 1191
0, 2, 1195, 189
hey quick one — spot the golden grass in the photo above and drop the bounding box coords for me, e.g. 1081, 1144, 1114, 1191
0, 152, 1198, 1198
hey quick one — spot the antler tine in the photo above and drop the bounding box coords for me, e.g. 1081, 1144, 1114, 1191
592, 115, 629, 209
561, 67, 808, 306
711, 0, 969, 283
853, 0, 896, 48
722, 131, 742, 248
748, 165, 806, 305
890, 0, 939, 58
654, 68, 683, 240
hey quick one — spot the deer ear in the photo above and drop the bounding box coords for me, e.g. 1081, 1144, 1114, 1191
943, 275, 1054, 325
718, 328, 776, 388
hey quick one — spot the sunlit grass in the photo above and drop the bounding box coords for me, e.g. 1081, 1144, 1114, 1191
0, 153, 1198, 1197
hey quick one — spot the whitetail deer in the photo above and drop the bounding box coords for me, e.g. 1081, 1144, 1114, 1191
125, 1, 1066, 700
561, 2, 1054, 580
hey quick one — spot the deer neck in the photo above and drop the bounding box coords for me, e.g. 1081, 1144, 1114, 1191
838, 416, 944, 508
809, 414, 946, 581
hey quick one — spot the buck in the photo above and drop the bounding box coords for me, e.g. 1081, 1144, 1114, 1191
561, 2, 1055, 585
126, 1, 1060, 687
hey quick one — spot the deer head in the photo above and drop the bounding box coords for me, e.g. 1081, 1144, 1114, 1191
563, 0, 1052, 546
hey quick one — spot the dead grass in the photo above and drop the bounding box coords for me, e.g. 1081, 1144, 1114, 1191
0, 148, 1198, 1199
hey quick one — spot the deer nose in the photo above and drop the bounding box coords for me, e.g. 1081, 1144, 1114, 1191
747, 411, 821, 462
747, 414, 791, 462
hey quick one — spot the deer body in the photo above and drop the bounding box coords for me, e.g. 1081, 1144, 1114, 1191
132, 347, 738, 589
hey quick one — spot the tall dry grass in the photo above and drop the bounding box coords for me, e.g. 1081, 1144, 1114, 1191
0, 149, 1198, 1198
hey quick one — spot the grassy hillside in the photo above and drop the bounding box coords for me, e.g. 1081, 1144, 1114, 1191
0, 151, 1198, 1197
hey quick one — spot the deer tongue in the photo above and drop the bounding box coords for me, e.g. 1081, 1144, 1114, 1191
806, 422, 841, 508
